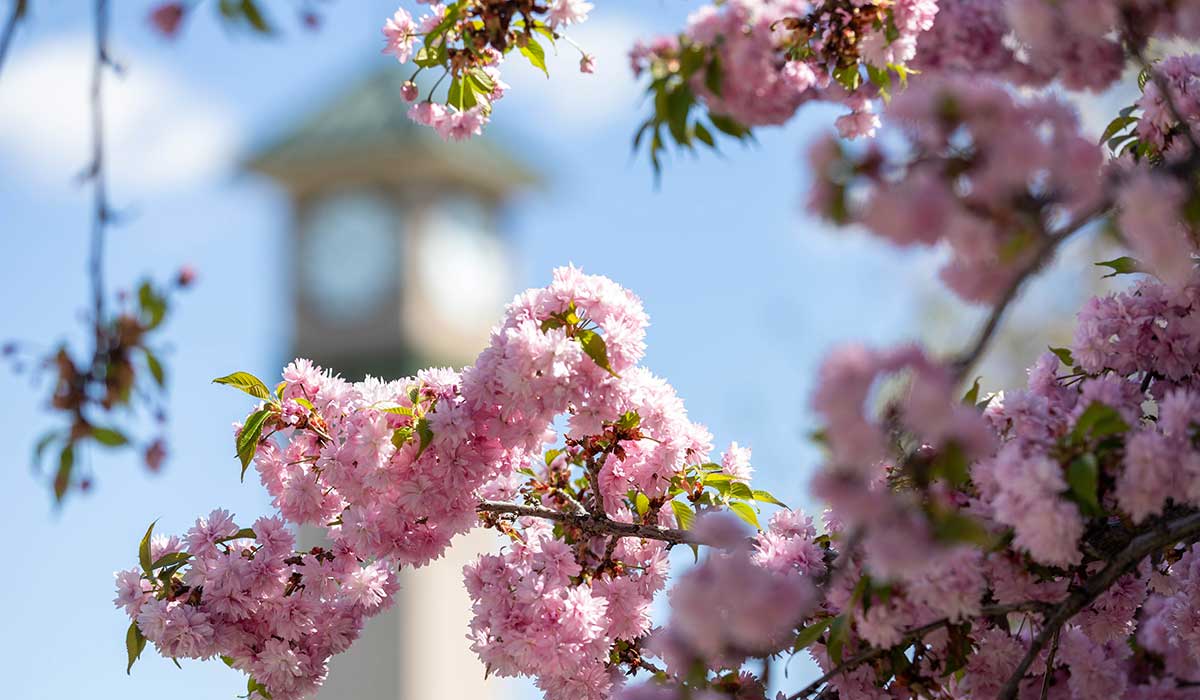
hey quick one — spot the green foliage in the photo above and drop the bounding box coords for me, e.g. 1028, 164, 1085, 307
126, 621, 147, 674
1071, 402, 1130, 444
237, 409, 272, 481
519, 37, 548, 76
213, 372, 273, 401
633, 41, 753, 176
728, 501, 761, 530
827, 614, 849, 665
1095, 256, 1143, 278
792, 617, 832, 653
217, 0, 273, 34
670, 500, 696, 529
1066, 453, 1102, 516
1049, 346, 1076, 367
139, 520, 157, 574
577, 329, 617, 376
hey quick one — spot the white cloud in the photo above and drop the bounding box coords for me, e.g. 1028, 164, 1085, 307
0, 36, 239, 196
501, 15, 647, 134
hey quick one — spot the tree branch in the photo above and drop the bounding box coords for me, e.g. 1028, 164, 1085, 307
951, 204, 1109, 383
476, 500, 701, 546
787, 601, 1051, 700
996, 510, 1200, 700
0, 0, 27, 79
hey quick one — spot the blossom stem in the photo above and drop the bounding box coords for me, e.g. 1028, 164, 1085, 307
476, 500, 702, 545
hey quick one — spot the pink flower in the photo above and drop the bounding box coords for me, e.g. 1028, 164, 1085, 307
407, 101, 446, 126
434, 106, 488, 141
580, 54, 596, 74
547, 0, 592, 28
381, 7, 418, 63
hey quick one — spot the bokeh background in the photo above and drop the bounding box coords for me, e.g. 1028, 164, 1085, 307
0, 2, 1138, 698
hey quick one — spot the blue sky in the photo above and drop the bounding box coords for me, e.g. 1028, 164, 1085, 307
0, 2, 1074, 698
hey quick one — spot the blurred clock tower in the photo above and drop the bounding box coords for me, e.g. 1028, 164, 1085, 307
246, 66, 535, 699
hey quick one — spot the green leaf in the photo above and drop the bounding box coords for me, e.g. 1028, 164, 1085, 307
576, 329, 618, 376
962, 377, 981, 406
694, 121, 715, 148
213, 372, 273, 401
91, 426, 129, 447
1071, 402, 1130, 443
932, 442, 970, 488
138, 281, 167, 330
752, 489, 788, 508
150, 551, 192, 569
709, 114, 749, 139
392, 426, 413, 450
670, 500, 696, 529
931, 511, 992, 547
728, 481, 754, 500
126, 621, 147, 674
1099, 115, 1138, 145
215, 527, 258, 544
415, 417, 434, 460
704, 55, 723, 97
827, 615, 849, 665
833, 64, 862, 91
139, 520, 157, 574
1066, 453, 1102, 516
519, 38, 548, 77
792, 617, 832, 653
1095, 256, 1142, 278
375, 403, 413, 416
728, 501, 760, 530
447, 76, 478, 111
32, 430, 60, 469
247, 676, 274, 699
53, 444, 74, 502
237, 408, 272, 481
293, 397, 314, 411
634, 492, 650, 516
1049, 346, 1076, 367
239, 0, 272, 33
142, 348, 166, 388
468, 68, 496, 95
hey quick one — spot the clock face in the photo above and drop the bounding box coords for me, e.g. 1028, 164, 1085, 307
415, 196, 509, 336
301, 190, 401, 324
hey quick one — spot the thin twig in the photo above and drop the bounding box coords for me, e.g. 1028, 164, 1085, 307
87, 0, 111, 342
477, 500, 702, 545
996, 511, 1200, 700
1039, 628, 1060, 700
0, 0, 26, 79
787, 601, 1050, 700
951, 204, 1109, 383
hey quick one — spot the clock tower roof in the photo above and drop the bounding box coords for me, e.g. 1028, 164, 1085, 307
244, 67, 538, 198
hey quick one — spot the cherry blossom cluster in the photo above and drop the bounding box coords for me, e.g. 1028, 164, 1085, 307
118, 267, 793, 699
627, 0, 938, 167
808, 77, 1105, 303
913, 0, 1200, 92
115, 512, 399, 700
381, 0, 594, 140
